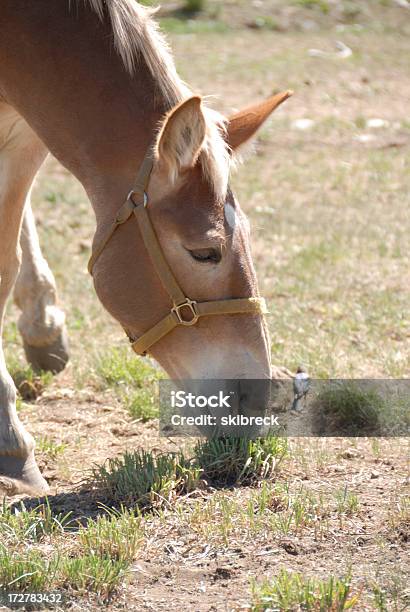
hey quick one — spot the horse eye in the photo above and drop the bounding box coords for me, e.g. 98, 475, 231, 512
188, 247, 222, 264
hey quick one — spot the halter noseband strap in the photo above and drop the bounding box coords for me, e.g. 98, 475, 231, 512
88, 146, 268, 356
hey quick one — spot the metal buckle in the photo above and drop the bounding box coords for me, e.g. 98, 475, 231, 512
127, 190, 148, 208
172, 299, 199, 326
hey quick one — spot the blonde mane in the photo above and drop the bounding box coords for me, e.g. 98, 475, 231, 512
86, 0, 230, 200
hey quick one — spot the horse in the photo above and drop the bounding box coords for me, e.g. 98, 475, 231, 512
0, 0, 291, 496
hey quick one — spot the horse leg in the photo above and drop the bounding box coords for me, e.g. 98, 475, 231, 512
14, 200, 69, 373
0, 103, 49, 495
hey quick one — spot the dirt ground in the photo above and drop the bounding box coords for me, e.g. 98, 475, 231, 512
7, 368, 408, 610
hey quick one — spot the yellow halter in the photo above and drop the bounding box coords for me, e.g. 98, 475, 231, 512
88, 146, 267, 355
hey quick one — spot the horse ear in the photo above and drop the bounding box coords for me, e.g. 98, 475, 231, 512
155, 96, 206, 181
227, 90, 293, 151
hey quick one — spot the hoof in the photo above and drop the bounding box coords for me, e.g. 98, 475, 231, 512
23, 327, 69, 374
0, 451, 49, 497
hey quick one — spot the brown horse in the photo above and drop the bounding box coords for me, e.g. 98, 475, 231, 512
0, 0, 291, 495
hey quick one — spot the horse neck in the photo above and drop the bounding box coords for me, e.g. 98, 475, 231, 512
0, 1, 175, 224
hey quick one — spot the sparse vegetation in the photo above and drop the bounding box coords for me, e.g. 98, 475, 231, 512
314, 382, 385, 435
388, 494, 409, 539
193, 436, 288, 485
0, 499, 74, 545
96, 346, 162, 421
335, 487, 360, 516
0, 548, 59, 594
372, 583, 389, 612
89, 437, 288, 507
89, 449, 201, 507
312, 382, 410, 436
161, 479, 364, 547
58, 554, 129, 598
0, 503, 145, 598
78, 506, 143, 562
0, 547, 129, 599
250, 569, 359, 611
8, 359, 53, 401
36, 436, 67, 459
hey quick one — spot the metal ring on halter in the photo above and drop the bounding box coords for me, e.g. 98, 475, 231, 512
128, 190, 149, 208
171, 299, 199, 326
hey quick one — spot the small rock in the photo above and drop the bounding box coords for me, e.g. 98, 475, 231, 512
366, 118, 389, 129
213, 567, 233, 580
354, 134, 376, 143
291, 118, 315, 131
335, 41, 353, 58
371, 470, 380, 479
281, 540, 300, 555
341, 448, 360, 459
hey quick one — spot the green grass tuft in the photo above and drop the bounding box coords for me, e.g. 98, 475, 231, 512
314, 382, 385, 435
78, 506, 143, 562
90, 449, 201, 507
0, 547, 128, 599
89, 438, 288, 506
58, 555, 129, 597
36, 436, 67, 459
0, 548, 59, 593
193, 436, 288, 486
335, 487, 360, 516
372, 583, 389, 612
0, 505, 144, 597
0, 499, 74, 545
251, 569, 359, 611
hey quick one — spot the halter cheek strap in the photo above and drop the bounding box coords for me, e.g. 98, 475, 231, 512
88, 147, 268, 356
